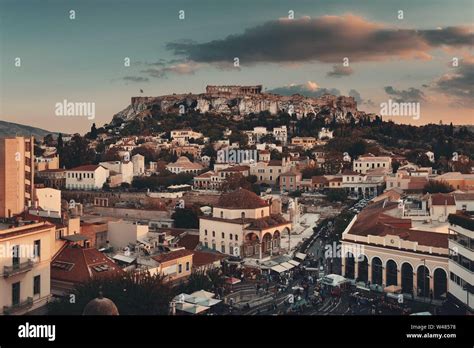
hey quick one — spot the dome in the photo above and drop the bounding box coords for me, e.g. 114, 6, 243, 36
217, 188, 268, 209
83, 293, 119, 316
176, 156, 191, 163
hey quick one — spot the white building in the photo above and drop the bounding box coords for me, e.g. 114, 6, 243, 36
65, 165, 109, 190
272, 126, 288, 145
341, 199, 449, 300
33, 188, 61, 214
132, 154, 145, 176
318, 127, 334, 140
447, 213, 473, 313
199, 189, 291, 259
170, 129, 203, 145
353, 154, 392, 174
99, 161, 134, 184
166, 156, 204, 174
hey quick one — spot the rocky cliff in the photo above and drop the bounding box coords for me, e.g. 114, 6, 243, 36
112, 90, 362, 125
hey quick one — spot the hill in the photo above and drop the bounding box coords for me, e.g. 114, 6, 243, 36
0, 120, 60, 139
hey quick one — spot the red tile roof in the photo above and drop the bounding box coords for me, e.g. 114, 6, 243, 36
216, 188, 269, 209
431, 193, 455, 206
192, 250, 226, 268
176, 234, 200, 250
152, 249, 194, 263
68, 165, 103, 172
51, 246, 123, 283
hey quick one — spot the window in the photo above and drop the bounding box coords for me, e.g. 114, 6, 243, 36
186, 262, 190, 271
235, 235, 238, 241
212, 231, 215, 237
204, 229, 208, 236
241, 212, 246, 219
221, 232, 225, 239
178, 264, 182, 273
221, 245, 225, 253
220, 211, 224, 218
212, 242, 216, 250
34, 275, 41, 295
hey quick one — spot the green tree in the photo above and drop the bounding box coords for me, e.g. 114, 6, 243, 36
423, 180, 454, 194
47, 271, 173, 315
172, 207, 201, 228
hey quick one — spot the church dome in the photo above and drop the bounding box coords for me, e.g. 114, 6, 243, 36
83, 293, 119, 315
216, 188, 268, 209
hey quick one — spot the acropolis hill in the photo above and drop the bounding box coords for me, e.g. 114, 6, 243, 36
112, 85, 362, 124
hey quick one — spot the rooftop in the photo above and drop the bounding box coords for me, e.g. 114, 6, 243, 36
216, 188, 269, 209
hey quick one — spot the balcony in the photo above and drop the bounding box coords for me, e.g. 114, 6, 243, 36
3, 297, 33, 315
3, 259, 35, 278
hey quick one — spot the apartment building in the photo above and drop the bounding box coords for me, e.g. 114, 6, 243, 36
34, 155, 59, 172
291, 137, 317, 150
99, 160, 134, 185
65, 165, 109, 190
170, 129, 203, 145
447, 213, 473, 313
0, 221, 55, 314
250, 158, 291, 185
0, 136, 35, 218
353, 154, 392, 174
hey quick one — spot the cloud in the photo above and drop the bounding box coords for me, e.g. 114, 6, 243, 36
327, 65, 354, 78
431, 58, 474, 107
140, 60, 203, 79
384, 86, 426, 102
166, 15, 473, 65
267, 81, 340, 97
122, 76, 150, 83
348, 89, 363, 104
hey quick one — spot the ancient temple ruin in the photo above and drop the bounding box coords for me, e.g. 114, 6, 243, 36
206, 85, 262, 95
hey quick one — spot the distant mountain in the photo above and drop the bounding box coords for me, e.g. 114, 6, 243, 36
0, 120, 60, 139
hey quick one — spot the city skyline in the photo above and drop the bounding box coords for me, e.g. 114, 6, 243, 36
1, 0, 473, 134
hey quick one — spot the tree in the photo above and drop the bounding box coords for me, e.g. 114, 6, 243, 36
423, 180, 454, 194
102, 147, 122, 162
172, 207, 201, 228
89, 123, 98, 139
47, 271, 173, 315
326, 189, 348, 202
60, 134, 96, 169
57, 133, 64, 150
131, 146, 158, 164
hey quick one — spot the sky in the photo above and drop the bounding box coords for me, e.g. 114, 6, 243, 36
0, 0, 473, 134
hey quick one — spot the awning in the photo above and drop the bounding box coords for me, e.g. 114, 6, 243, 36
280, 262, 295, 270
190, 290, 215, 299
112, 254, 136, 264
271, 265, 288, 273
176, 302, 210, 314
295, 252, 307, 260
288, 260, 300, 267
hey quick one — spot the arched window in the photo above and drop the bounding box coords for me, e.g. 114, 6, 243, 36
261, 210, 264, 218
241, 212, 246, 219
220, 211, 223, 218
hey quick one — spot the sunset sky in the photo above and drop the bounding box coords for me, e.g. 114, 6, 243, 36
1, 0, 473, 134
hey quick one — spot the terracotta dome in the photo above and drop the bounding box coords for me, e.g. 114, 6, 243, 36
83, 293, 119, 316
217, 188, 268, 209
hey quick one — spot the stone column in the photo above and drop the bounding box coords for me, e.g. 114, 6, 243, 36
341, 256, 346, 276
258, 243, 262, 259
367, 263, 372, 283
354, 259, 359, 280
397, 269, 402, 287
382, 266, 387, 288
